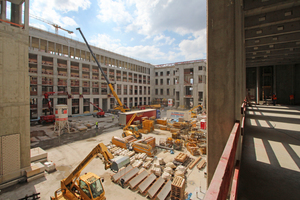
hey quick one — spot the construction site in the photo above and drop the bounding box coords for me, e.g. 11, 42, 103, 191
1, 0, 300, 200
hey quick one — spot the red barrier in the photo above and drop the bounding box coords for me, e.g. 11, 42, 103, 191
204, 122, 240, 200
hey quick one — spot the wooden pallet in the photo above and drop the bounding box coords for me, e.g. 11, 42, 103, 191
171, 176, 185, 199
174, 153, 188, 163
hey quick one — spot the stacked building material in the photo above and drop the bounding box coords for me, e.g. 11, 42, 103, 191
171, 176, 185, 200
30, 147, 48, 163
26, 162, 45, 182
129, 170, 149, 189
174, 153, 188, 163
147, 177, 165, 199
157, 119, 167, 125
157, 180, 171, 200
197, 159, 207, 170
111, 165, 133, 182
138, 174, 157, 194
186, 143, 200, 156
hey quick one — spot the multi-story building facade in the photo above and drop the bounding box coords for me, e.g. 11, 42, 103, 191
153, 60, 206, 109
28, 27, 153, 118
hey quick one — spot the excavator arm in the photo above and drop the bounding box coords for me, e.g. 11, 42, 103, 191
123, 113, 137, 131
77, 27, 129, 113
62, 143, 113, 189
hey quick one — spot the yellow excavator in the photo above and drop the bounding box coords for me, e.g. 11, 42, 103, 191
51, 143, 128, 200
190, 104, 203, 118
122, 113, 142, 139
77, 28, 129, 113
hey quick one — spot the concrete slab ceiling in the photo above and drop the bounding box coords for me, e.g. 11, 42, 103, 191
244, 1, 300, 67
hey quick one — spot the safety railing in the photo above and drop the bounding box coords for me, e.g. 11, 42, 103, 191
204, 122, 241, 200
204, 98, 247, 200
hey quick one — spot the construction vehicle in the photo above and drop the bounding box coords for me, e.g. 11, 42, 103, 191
51, 143, 129, 200
77, 28, 129, 113
122, 113, 142, 139
190, 104, 203, 118
90, 102, 105, 118
39, 91, 63, 124
150, 104, 161, 109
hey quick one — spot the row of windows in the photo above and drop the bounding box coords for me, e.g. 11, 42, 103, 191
29, 36, 151, 74
154, 66, 206, 77
155, 75, 206, 85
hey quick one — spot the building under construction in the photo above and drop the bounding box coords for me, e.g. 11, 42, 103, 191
28, 27, 206, 119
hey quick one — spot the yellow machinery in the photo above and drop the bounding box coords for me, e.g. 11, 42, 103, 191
77, 28, 129, 113
122, 113, 142, 139
51, 143, 128, 200
150, 104, 161, 109
166, 137, 173, 148
190, 104, 203, 118
173, 139, 183, 150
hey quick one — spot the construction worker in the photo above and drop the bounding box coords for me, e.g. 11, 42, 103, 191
290, 94, 294, 105
95, 121, 98, 129
112, 115, 115, 122
272, 93, 277, 106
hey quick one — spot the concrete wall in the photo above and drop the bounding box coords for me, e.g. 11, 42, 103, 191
0, 23, 30, 183
207, 0, 245, 185
276, 65, 299, 105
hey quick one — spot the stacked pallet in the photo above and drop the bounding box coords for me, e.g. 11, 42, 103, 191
171, 176, 185, 200
157, 119, 167, 125
174, 153, 188, 163
26, 162, 45, 182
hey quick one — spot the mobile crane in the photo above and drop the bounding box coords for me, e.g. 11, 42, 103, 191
39, 91, 63, 124
51, 143, 129, 200
190, 104, 203, 118
77, 28, 130, 113
90, 102, 105, 118
122, 113, 142, 139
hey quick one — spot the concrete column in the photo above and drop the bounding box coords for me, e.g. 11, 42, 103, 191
29, 36, 32, 49
0, 0, 6, 20
24, 0, 29, 29
207, 0, 245, 186
37, 54, 43, 117
256, 67, 260, 103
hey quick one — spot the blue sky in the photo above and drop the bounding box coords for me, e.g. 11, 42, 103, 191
29, 0, 206, 65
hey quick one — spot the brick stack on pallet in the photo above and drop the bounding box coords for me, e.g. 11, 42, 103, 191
171, 176, 185, 200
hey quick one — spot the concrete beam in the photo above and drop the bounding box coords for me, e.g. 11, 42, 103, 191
245, 32, 300, 47
245, 6, 300, 28
245, 20, 300, 39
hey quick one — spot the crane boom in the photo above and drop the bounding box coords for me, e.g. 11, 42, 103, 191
63, 143, 113, 188
30, 14, 73, 34
76, 27, 129, 112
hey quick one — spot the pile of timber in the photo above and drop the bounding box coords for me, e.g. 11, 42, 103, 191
171, 176, 185, 200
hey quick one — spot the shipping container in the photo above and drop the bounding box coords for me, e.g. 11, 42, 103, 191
119, 109, 157, 126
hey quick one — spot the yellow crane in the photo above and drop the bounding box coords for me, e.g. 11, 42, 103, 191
30, 14, 73, 34
77, 28, 129, 113
51, 143, 128, 200
190, 104, 203, 118
122, 113, 142, 139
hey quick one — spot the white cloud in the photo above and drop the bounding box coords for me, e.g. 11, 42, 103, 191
126, 0, 206, 36
54, 0, 91, 13
153, 34, 175, 45
90, 34, 121, 51
179, 29, 206, 60
29, 0, 87, 31
29, 23, 48, 31
97, 0, 132, 24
